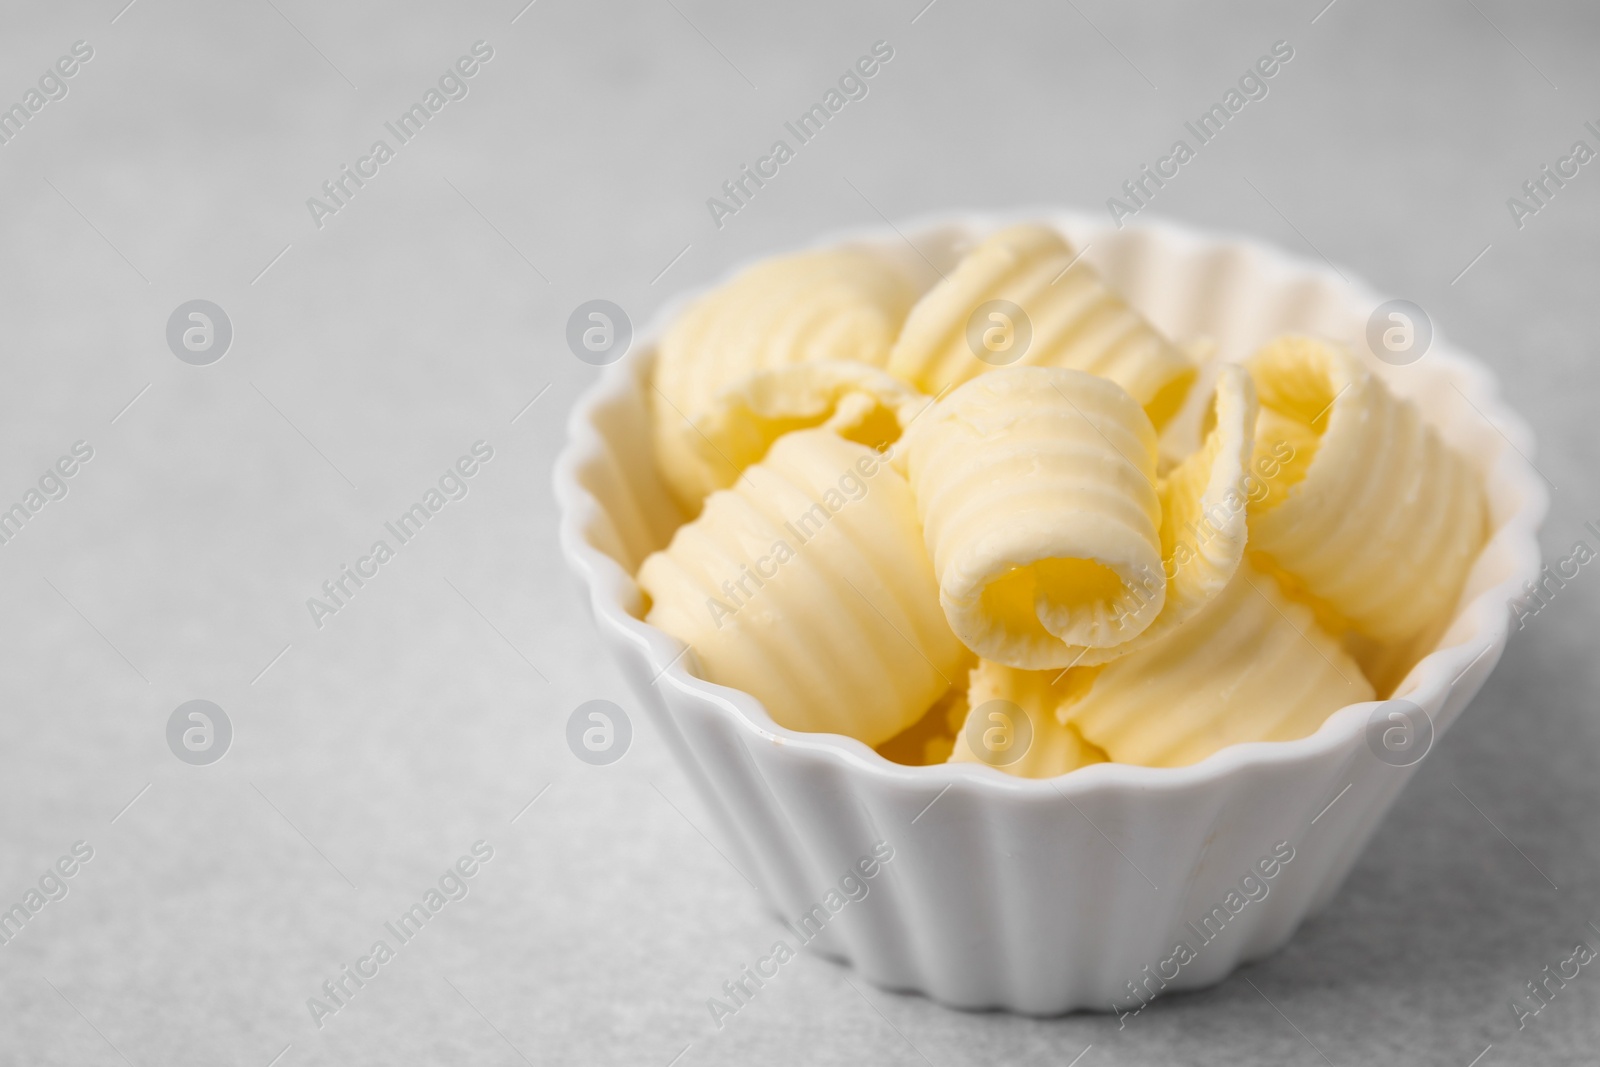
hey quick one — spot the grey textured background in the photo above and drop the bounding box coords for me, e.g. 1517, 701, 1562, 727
0, 1, 1596, 1064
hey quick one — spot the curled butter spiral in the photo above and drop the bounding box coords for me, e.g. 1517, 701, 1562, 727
888, 224, 1196, 427
1245, 336, 1487, 643
638, 428, 969, 746
652, 247, 921, 511
900, 366, 1165, 669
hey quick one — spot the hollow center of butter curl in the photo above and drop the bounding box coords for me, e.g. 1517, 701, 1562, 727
1144, 367, 1199, 433
708, 390, 905, 487
832, 396, 905, 454
1250, 407, 1321, 511
980, 557, 1134, 649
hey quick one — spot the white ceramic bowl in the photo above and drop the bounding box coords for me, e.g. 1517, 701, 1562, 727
553, 211, 1547, 1014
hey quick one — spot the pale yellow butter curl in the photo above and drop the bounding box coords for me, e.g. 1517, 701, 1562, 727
1244, 335, 1487, 643
887, 224, 1196, 428
950, 662, 1107, 778
652, 247, 922, 511
1078, 363, 1260, 666
1059, 561, 1374, 768
900, 366, 1165, 670
637, 428, 969, 747
653, 360, 924, 512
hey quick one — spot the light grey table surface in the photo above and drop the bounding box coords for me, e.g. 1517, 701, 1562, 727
1, 1, 1597, 1064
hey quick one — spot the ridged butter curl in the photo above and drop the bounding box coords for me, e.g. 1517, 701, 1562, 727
637, 428, 969, 746
652, 360, 925, 512
887, 224, 1196, 428
1081, 363, 1260, 666
1061, 561, 1373, 767
1244, 336, 1487, 643
960, 561, 1373, 770
949, 663, 1108, 778
900, 366, 1166, 670
652, 247, 922, 511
